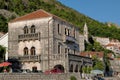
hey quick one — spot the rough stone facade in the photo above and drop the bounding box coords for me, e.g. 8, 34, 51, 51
8, 9, 92, 73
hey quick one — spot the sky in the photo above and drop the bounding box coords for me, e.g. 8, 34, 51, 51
58, 0, 120, 26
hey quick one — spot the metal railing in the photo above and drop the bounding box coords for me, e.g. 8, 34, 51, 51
63, 35, 76, 43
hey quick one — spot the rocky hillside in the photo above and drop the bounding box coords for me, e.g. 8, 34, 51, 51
0, 0, 120, 40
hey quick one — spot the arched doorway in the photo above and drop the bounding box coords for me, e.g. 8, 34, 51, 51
54, 64, 64, 72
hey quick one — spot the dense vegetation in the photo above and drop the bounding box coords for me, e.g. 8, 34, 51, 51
0, 15, 8, 32
0, 45, 6, 62
0, 0, 120, 40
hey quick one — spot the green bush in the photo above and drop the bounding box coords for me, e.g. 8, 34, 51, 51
70, 76, 77, 80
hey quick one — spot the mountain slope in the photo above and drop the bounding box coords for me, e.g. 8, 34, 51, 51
0, 0, 120, 40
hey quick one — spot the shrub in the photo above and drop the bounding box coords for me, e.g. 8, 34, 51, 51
70, 76, 77, 80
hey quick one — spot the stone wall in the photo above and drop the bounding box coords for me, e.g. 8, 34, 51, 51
0, 73, 81, 80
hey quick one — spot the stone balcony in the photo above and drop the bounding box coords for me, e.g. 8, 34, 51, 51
19, 55, 41, 62
18, 32, 40, 41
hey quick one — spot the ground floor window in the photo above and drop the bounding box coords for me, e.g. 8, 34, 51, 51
32, 66, 37, 72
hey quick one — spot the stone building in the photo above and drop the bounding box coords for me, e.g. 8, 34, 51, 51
8, 9, 92, 73
79, 34, 85, 52
93, 37, 110, 46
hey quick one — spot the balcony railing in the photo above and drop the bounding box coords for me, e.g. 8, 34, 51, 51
63, 35, 76, 43
18, 33, 40, 41
19, 55, 41, 62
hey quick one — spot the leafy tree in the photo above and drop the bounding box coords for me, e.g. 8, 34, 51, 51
82, 66, 87, 73
85, 41, 93, 51
0, 45, 6, 62
103, 50, 112, 75
93, 41, 104, 52
0, 15, 8, 32
92, 56, 104, 71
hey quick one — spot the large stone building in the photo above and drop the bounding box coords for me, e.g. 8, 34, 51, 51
8, 9, 92, 73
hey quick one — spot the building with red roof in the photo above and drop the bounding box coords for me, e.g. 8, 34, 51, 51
8, 9, 92, 73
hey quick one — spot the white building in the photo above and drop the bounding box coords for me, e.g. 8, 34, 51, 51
94, 37, 110, 46
0, 33, 8, 61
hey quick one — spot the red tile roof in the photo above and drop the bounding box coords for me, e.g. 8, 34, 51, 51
116, 58, 120, 60
10, 9, 52, 23
9, 9, 79, 28
105, 43, 114, 47
80, 51, 104, 58
80, 51, 113, 59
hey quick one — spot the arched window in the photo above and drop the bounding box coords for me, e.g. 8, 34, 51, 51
31, 25, 35, 33
31, 47, 36, 55
24, 47, 28, 55
24, 26, 28, 34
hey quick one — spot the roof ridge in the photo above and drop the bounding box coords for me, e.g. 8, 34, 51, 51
39, 9, 52, 16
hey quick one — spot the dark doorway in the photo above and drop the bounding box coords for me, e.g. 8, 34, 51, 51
32, 66, 37, 72
54, 64, 64, 72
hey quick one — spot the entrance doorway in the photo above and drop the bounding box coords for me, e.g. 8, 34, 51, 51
54, 64, 64, 72
32, 66, 37, 72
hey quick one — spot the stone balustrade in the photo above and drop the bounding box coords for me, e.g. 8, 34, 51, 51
18, 32, 40, 41
19, 55, 41, 62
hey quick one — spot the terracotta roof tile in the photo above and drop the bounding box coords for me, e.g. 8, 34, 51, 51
80, 51, 104, 58
9, 9, 79, 29
106, 43, 114, 47
80, 51, 112, 59
115, 58, 120, 60
10, 9, 52, 23
80, 51, 113, 59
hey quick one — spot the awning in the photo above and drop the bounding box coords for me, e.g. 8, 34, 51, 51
0, 62, 12, 67
91, 70, 104, 75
